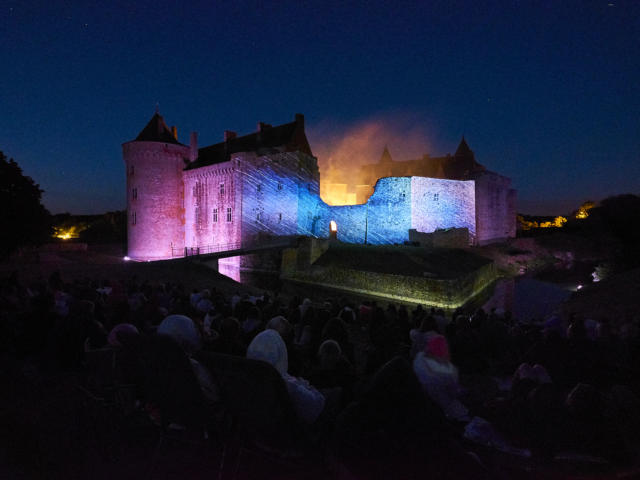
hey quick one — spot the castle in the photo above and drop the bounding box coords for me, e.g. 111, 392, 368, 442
123, 112, 516, 261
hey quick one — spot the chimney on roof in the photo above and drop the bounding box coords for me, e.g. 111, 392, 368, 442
224, 130, 237, 142
171, 126, 178, 140
189, 132, 198, 162
295, 113, 304, 127
257, 122, 272, 132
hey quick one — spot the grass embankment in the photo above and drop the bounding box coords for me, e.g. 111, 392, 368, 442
560, 267, 640, 321
0, 244, 257, 297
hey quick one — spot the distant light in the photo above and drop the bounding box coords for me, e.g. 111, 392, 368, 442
123, 256, 131, 261
591, 271, 601, 282
576, 284, 583, 290
53, 225, 86, 240
575, 201, 595, 219
330, 220, 337, 232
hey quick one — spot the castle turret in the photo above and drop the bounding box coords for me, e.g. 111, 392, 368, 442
379, 145, 393, 163
454, 136, 474, 159
449, 136, 486, 178
122, 112, 188, 260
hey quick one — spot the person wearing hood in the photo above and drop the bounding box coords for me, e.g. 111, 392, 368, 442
247, 329, 325, 424
157, 314, 218, 404
413, 334, 470, 422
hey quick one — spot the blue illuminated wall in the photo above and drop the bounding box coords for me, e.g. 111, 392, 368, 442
304, 176, 477, 245
184, 151, 509, 250
322, 178, 412, 244
240, 152, 304, 241
410, 177, 476, 240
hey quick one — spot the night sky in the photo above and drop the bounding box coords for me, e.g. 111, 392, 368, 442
1, 0, 638, 215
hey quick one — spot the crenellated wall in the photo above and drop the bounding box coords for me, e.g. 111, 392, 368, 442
123, 141, 187, 260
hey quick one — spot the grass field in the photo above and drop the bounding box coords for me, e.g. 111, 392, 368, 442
0, 243, 259, 297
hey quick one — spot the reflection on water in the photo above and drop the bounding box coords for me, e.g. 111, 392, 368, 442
218, 256, 241, 283
218, 255, 284, 293
482, 278, 572, 322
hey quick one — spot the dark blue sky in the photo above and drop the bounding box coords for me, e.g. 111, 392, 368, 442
1, 0, 638, 215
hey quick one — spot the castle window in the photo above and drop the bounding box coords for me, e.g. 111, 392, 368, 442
256, 212, 262, 222
219, 183, 225, 196
213, 208, 218, 223
132, 187, 138, 200
277, 182, 283, 191
400, 192, 406, 201
257, 184, 262, 192
130, 165, 134, 176
131, 211, 137, 225
226, 207, 232, 222
433, 193, 439, 202
278, 213, 282, 223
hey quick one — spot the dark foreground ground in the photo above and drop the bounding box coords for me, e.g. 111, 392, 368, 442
2, 243, 640, 479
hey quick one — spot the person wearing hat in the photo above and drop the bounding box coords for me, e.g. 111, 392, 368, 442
413, 334, 470, 422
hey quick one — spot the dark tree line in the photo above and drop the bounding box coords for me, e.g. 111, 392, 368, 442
0, 151, 51, 258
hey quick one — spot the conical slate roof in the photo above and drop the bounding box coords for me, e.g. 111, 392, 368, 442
134, 113, 183, 145
454, 136, 473, 157
379, 145, 393, 163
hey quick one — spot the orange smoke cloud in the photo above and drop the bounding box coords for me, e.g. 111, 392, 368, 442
307, 114, 437, 205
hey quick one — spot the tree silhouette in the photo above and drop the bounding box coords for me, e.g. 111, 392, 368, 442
0, 151, 51, 258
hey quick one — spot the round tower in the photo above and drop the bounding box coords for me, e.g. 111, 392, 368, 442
122, 113, 188, 260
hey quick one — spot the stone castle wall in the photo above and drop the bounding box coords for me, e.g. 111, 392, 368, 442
240, 152, 318, 242
410, 177, 476, 239
184, 151, 322, 251
283, 259, 497, 309
183, 159, 241, 249
313, 177, 412, 244
408, 227, 469, 248
125, 125, 515, 260
474, 172, 516, 245
123, 141, 187, 260
308, 176, 478, 246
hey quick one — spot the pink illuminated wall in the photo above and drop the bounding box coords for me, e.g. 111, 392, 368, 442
123, 141, 187, 260
218, 255, 241, 282
183, 158, 242, 249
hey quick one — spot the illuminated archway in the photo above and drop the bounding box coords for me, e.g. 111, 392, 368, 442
329, 220, 337, 240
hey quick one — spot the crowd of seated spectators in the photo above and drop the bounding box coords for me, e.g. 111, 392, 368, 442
2, 268, 640, 477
